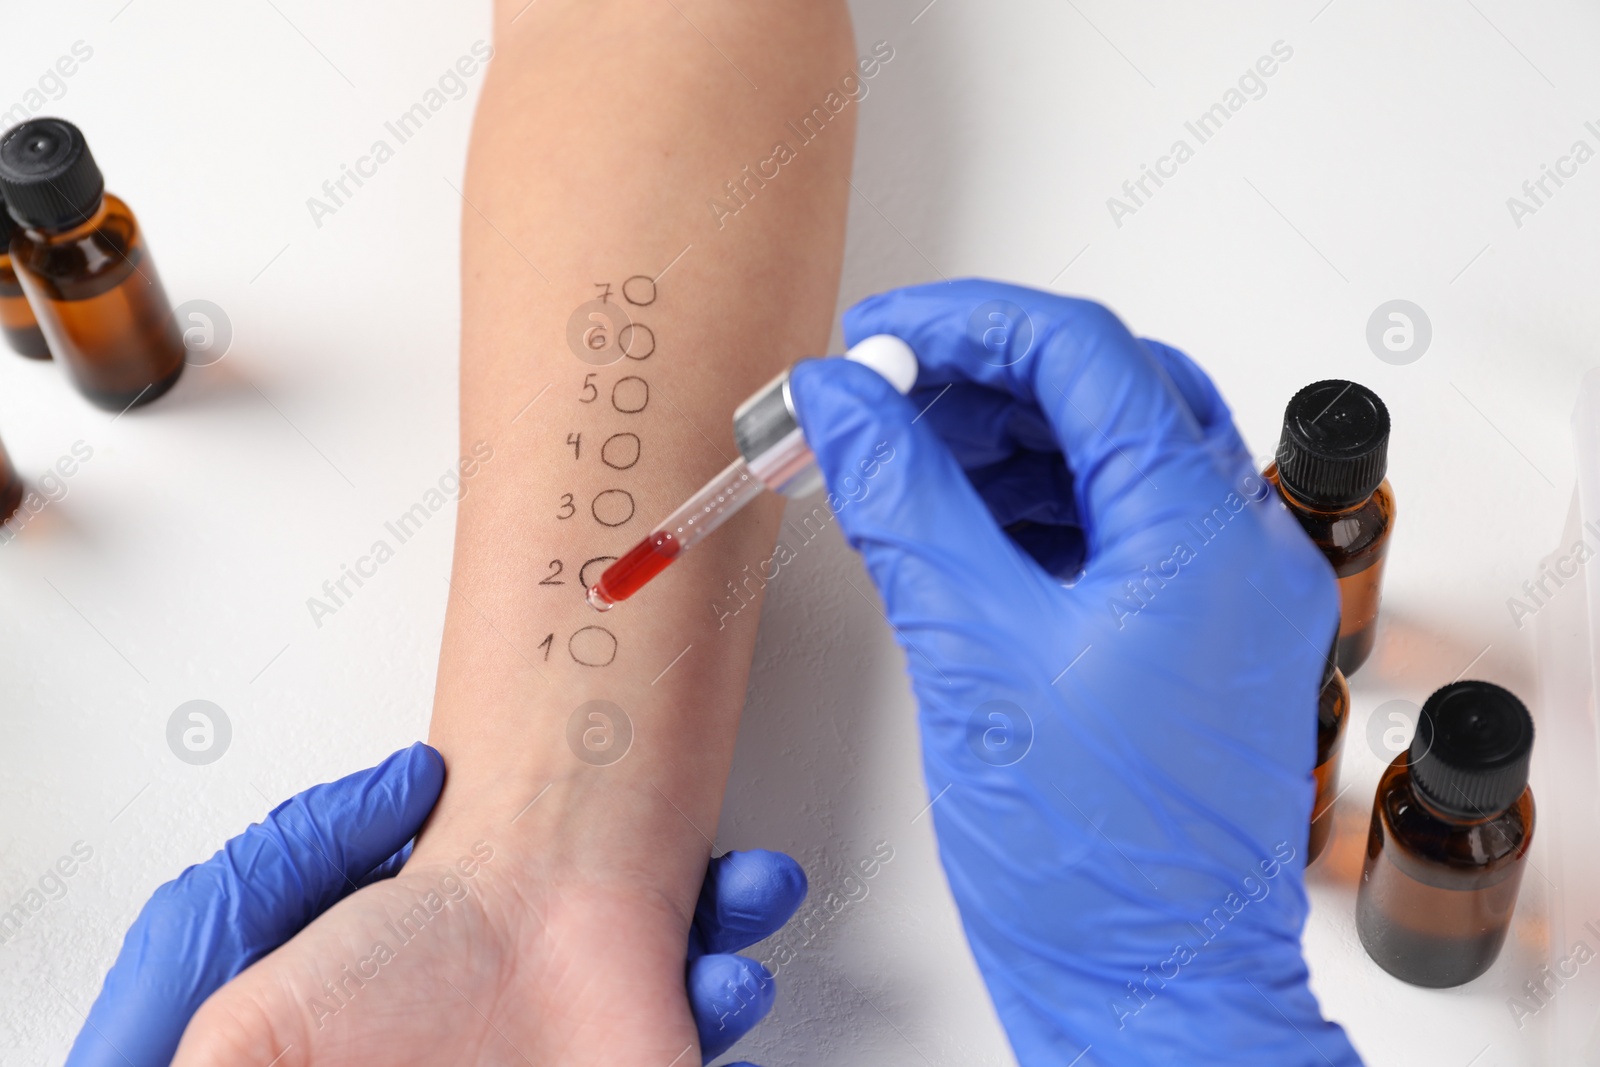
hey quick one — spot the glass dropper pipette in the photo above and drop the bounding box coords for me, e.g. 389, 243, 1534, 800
586, 334, 917, 611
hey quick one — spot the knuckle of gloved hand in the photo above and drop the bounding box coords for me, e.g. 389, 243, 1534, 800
215, 810, 343, 910
266, 795, 335, 860
816, 413, 899, 481
155, 856, 235, 912
1054, 297, 1128, 345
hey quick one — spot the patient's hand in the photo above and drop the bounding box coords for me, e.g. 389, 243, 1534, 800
173, 810, 805, 1065
65, 744, 803, 1066
176, 842, 710, 1065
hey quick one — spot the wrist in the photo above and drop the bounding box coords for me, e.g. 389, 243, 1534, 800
409, 740, 716, 907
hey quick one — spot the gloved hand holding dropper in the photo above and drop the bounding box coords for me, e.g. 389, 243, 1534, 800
789, 279, 1363, 1065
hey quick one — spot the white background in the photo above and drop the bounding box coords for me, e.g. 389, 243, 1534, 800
2, 1, 1598, 1064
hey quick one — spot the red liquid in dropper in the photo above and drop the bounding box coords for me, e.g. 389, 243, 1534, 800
590, 530, 681, 607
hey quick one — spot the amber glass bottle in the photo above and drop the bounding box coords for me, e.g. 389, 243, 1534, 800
1265, 380, 1394, 676
1306, 654, 1349, 864
0, 119, 183, 409
1356, 681, 1535, 988
0, 195, 49, 359
0, 431, 22, 525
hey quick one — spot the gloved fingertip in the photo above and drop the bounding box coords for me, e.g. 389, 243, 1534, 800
358, 743, 444, 831
792, 339, 1049, 625
401, 741, 447, 801
690, 954, 777, 1060
731, 849, 808, 913
256, 745, 445, 906
708, 850, 808, 946
791, 350, 903, 402
788, 356, 911, 456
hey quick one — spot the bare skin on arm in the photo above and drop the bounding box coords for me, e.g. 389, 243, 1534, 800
172, 1, 857, 1063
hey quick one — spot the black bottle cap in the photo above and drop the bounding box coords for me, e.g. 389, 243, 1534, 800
1410, 681, 1534, 819
1275, 380, 1390, 509
0, 118, 105, 231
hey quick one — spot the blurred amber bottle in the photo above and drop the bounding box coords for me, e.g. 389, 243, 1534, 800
1306, 654, 1349, 864
1356, 681, 1535, 987
0, 118, 183, 409
1264, 380, 1394, 676
0, 430, 22, 525
0, 193, 49, 359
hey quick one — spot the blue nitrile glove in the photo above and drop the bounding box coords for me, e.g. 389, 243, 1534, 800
788, 280, 1362, 1065
65, 742, 807, 1067
689, 848, 808, 1062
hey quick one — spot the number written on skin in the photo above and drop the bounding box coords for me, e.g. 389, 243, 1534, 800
531, 628, 621, 667
553, 268, 662, 669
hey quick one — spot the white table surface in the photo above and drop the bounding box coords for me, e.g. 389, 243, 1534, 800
3, 1, 1597, 1064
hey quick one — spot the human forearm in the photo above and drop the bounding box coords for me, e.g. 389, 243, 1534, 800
418, 0, 857, 894
160, 9, 860, 1063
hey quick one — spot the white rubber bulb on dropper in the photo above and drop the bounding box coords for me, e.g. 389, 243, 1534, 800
844, 334, 918, 394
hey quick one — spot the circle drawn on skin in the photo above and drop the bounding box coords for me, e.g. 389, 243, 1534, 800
566, 300, 631, 366
569, 625, 619, 667
601, 432, 641, 470
612, 376, 650, 414
622, 275, 656, 306
1365, 698, 1426, 764
579, 556, 618, 588
591, 488, 636, 527
1365, 300, 1431, 366
566, 699, 633, 766
965, 699, 1034, 767
166, 699, 232, 765
619, 323, 655, 361
966, 299, 1035, 367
